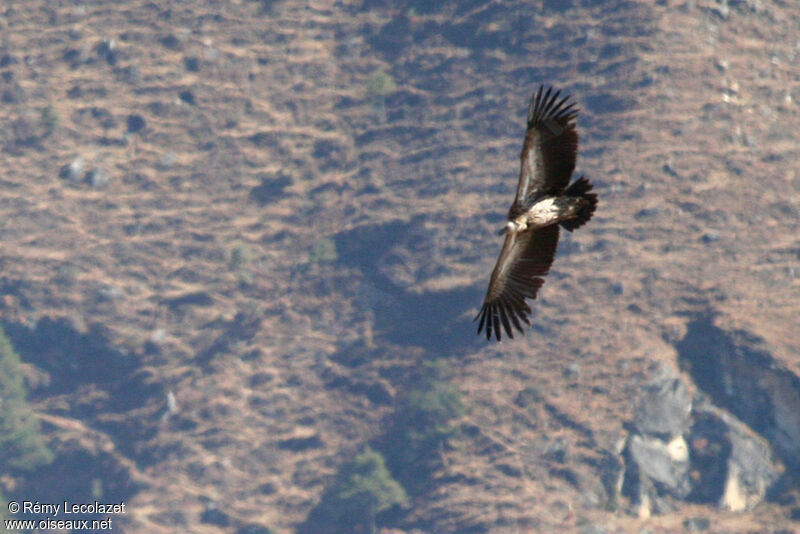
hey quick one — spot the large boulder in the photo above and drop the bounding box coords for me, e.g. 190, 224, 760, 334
620, 365, 782, 517
633, 363, 692, 439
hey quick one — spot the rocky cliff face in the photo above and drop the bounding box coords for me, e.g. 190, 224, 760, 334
620, 361, 783, 518
678, 316, 800, 473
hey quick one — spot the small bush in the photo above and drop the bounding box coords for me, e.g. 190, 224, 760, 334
54, 263, 79, 286
229, 244, 252, 270
308, 238, 338, 264
303, 447, 407, 533
366, 70, 397, 97
40, 105, 59, 137
366, 70, 398, 123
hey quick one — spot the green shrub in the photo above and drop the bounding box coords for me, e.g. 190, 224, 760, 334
40, 105, 59, 137
366, 70, 398, 123
54, 263, 79, 286
366, 71, 397, 97
229, 244, 252, 269
0, 326, 54, 472
308, 238, 338, 264
380, 360, 464, 494
304, 447, 406, 533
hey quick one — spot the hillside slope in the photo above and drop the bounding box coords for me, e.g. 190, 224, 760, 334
0, 0, 798, 532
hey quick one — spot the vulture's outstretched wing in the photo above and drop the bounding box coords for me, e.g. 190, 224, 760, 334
512, 86, 579, 214
475, 224, 560, 341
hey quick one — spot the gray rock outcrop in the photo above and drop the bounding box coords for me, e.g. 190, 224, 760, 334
620, 364, 782, 518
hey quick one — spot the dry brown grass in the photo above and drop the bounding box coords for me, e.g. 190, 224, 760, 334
0, 0, 798, 532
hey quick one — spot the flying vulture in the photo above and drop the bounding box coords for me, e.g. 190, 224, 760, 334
476, 86, 597, 341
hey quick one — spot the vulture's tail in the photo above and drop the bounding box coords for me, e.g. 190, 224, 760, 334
560, 176, 597, 232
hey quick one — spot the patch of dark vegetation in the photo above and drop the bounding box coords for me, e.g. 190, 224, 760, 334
326, 375, 393, 405
303, 359, 464, 532
249, 171, 294, 205
12, 449, 139, 525
3, 317, 139, 396
2, 317, 162, 459
278, 435, 325, 452
299, 447, 407, 534
0, 326, 53, 473
374, 360, 465, 495
163, 291, 214, 310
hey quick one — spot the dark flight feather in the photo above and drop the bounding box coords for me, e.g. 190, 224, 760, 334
511, 86, 579, 218
476, 225, 559, 340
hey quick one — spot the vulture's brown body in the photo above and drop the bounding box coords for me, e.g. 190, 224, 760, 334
476, 86, 597, 341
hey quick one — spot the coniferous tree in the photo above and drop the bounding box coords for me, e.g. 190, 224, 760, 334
0, 326, 54, 472
381, 359, 465, 495
302, 447, 407, 533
